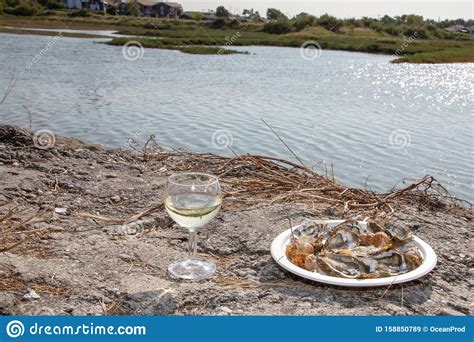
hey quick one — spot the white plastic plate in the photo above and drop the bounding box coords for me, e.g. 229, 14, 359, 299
271, 220, 437, 287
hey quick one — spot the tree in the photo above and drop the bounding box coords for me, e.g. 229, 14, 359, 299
317, 14, 342, 32
381, 15, 395, 24
406, 14, 424, 26
242, 8, 253, 16
263, 18, 291, 34
243, 8, 260, 20
8, 0, 42, 15
266, 8, 287, 20
292, 14, 316, 31
295, 12, 310, 18
127, 1, 140, 17
215, 5, 229, 17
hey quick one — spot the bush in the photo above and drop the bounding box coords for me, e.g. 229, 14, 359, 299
192, 12, 203, 21
317, 14, 342, 32
228, 19, 240, 29
263, 19, 292, 34
369, 21, 383, 33
37, 0, 63, 9
292, 14, 316, 31
383, 24, 402, 36
5, 0, 18, 6
106, 6, 116, 15
403, 27, 428, 39
0, 0, 5, 14
6, 0, 42, 15
127, 2, 140, 17
208, 18, 227, 29
206, 18, 240, 29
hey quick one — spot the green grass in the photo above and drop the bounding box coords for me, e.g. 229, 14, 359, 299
105, 37, 247, 55
392, 46, 474, 63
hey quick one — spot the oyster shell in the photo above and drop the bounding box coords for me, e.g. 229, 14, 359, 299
317, 254, 373, 279
372, 251, 408, 276
326, 226, 360, 251
294, 221, 329, 238
286, 219, 423, 279
384, 223, 413, 243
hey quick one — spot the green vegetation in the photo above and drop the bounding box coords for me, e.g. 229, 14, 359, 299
0, 10, 472, 63
393, 46, 474, 63
105, 37, 248, 55
215, 5, 229, 18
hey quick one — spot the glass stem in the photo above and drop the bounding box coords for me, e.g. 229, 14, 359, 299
188, 229, 198, 261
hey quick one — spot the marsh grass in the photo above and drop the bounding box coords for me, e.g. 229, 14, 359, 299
105, 37, 247, 55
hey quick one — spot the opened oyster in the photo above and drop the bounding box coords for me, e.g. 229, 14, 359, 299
285, 220, 423, 279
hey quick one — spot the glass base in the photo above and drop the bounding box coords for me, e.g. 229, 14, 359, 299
168, 259, 216, 281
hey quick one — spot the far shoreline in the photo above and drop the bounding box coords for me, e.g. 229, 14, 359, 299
1, 15, 473, 63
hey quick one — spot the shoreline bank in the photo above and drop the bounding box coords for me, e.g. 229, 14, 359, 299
1, 16, 473, 63
0, 125, 472, 316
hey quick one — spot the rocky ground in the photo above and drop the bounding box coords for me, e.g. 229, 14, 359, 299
0, 125, 472, 316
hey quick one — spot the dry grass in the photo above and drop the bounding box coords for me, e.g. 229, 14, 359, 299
139, 145, 467, 218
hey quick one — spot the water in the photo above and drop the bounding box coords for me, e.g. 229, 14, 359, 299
1, 32, 472, 201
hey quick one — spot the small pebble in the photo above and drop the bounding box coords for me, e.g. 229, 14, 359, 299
23, 289, 41, 300
218, 306, 233, 314
55, 207, 68, 215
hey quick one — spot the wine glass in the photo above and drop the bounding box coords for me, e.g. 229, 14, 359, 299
163, 173, 222, 280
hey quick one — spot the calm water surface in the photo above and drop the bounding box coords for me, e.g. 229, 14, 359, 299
0, 33, 472, 201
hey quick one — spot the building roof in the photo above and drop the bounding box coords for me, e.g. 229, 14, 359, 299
135, 0, 182, 7
164, 2, 182, 8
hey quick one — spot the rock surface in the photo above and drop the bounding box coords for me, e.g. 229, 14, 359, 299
0, 125, 472, 316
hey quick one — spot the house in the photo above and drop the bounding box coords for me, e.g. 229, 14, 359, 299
62, 0, 82, 9
444, 25, 471, 34
134, 0, 183, 18
61, 0, 106, 11
62, 0, 183, 17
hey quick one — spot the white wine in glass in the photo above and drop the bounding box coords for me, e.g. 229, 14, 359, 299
164, 173, 222, 280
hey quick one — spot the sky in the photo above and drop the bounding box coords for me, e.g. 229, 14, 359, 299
176, 1, 473, 20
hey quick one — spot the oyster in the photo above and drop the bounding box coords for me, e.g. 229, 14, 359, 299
372, 251, 408, 276
285, 219, 423, 279
304, 254, 319, 272
294, 221, 329, 238
326, 226, 360, 251
317, 254, 373, 279
384, 223, 412, 244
